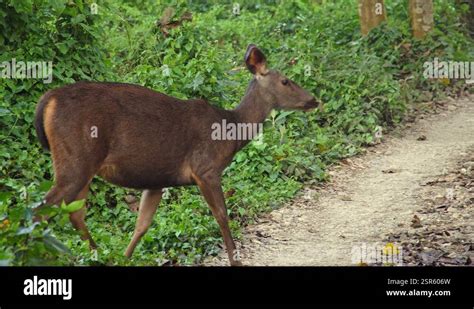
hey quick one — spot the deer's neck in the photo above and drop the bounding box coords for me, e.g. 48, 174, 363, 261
230, 79, 274, 150
233, 80, 273, 125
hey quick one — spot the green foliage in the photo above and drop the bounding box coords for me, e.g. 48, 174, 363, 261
0, 186, 83, 266
0, 0, 473, 265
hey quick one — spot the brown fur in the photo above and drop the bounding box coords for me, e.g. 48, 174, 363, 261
34, 45, 320, 265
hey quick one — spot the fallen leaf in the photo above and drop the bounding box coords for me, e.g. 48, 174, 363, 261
256, 231, 270, 238
411, 215, 422, 228
382, 168, 401, 174
340, 195, 352, 201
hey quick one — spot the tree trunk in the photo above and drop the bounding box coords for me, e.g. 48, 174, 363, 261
456, 0, 474, 37
409, 0, 434, 39
359, 0, 387, 36
358, 0, 387, 36
466, 0, 474, 37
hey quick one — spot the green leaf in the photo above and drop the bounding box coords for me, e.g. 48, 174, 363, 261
38, 181, 53, 192
16, 222, 39, 235
49, 0, 66, 13
0, 107, 10, 116
0, 191, 12, 204
0, 259, 11, 266
9, 0, 33, 13
71, 14, 85, 25
43, 234, 70, 254
61, 199, 85, 213
56, 42, 69, 54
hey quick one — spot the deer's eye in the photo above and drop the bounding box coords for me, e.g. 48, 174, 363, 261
281, 79, 289, 86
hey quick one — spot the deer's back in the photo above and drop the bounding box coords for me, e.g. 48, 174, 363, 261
39, 82, 235, 189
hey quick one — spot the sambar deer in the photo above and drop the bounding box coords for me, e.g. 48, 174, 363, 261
34, 44, 320, 266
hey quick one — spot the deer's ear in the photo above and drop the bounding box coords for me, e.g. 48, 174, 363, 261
244, 44, 268, 75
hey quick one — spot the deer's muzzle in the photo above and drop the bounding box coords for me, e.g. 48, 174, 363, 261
303, 98, 319, 111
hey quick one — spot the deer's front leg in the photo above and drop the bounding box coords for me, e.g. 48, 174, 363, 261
125, 189, 163, 258
193, 172, 242, 266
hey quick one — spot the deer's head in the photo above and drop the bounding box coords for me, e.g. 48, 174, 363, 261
244, 44, 321, 111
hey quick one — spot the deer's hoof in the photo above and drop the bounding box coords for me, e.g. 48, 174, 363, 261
231, 260, 243, 266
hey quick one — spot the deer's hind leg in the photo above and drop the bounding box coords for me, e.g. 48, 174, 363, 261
41, 164, 97, 249
40, 143, 101, 249
68, 182, 96, 249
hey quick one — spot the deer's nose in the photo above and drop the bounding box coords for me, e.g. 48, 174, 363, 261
303, 98, 318, 111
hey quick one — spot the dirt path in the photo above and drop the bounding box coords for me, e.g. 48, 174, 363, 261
207, 95, 474, 266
